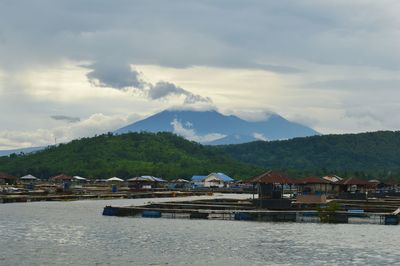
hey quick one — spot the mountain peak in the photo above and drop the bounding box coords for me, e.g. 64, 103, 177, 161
115, 109, 318, 144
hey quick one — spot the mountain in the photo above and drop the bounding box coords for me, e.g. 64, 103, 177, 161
0, 132, 263, 180
115, 109, 319, 144
0, 146, 44, 157
217, 131, 400, 179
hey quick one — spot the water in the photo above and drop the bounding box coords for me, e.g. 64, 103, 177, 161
1, 195, 399, 266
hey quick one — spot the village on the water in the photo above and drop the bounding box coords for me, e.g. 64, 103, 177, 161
1, 170, 399, 225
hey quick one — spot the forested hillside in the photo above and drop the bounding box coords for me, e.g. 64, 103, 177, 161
218, 131, 400, 179
2, 131, 400, 181
0, 132, 263, 180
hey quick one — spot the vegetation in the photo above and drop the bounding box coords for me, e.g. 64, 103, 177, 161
317, 201, 340, 223
217, 131, 400, 180
1, 130, 400, 181
0, 132, 263, 180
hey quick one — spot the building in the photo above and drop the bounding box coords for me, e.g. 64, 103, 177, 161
245, 171, 294, 209
191, 173, 234, 188
169, 178, 190, 189
50, 174, 74, 183
0, 172, 17, 185
298, 176, 340, 194
20, 174, 39, 183
338, 177, 373, 193
127, 176, 166, 189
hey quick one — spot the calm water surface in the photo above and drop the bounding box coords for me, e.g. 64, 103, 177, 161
0, 194, 399, 266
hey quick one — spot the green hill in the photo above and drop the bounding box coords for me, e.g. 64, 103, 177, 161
2, 130, 400, 181
217, 131, 400, 179
0, 132, 262, 180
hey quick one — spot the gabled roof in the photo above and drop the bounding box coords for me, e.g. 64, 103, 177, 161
300, 176, 330, 184
171, 178, 189, 183
191, 175, 207, 181
0, 172, 17, 180
322, 175, 343, 183
107, 177, 124, 182
209, 173, 234, 182
383, 179, 399, 186
127, 176, 166, 182
245, 171, 294, 184
20, 174, 39, 180
50, 174, 73, 181
73, 176, 88, 181
338, 177, 371, 186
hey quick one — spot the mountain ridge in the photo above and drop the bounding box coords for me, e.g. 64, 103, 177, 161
116, 109, 319, 144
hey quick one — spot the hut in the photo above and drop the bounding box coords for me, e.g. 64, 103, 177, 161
73, 176, 89, 183
0, 172, 17, 185
20, 174, 39, 182
106, 177, 124, 182
245, 171, 294, 209
169, 178, 190, 189
296, 176, 333, 203
382, 179, 399, 191
50, 174, 74, 183
338, 177, 372, 193
298, 176, 340, 194
127, 176, 166, 189
337, 177, 373, 200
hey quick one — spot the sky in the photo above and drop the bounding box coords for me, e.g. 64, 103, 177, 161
1, 0, 400, 149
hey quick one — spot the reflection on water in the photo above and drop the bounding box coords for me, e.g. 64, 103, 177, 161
0, 195, 399, 266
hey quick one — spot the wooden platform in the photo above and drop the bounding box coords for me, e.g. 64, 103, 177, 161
103, 198, 400, 225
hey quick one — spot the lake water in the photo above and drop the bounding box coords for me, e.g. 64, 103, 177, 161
0, 194, 399, 266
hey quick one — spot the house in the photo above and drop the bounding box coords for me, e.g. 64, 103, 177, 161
169, 178, 190, 189
50, 174, 74, 183
0, 172, 17, 185
127, 176, 166, 189
338, 177, 373, 193
191, 173, 234, 188
298, 176, 340, 194
245, 170, 294, 199
20, 174, 39, 183
244, 170, 294, 209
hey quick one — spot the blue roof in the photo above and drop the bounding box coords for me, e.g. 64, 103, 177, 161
191, 175, 207, 181
214, 172, 234, 182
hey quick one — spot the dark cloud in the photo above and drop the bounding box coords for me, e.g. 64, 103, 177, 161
149, 81, 212, 104
2, 1, 399, 73
51, 115, 81, 123
86, 62, 211, 104
86, 62, 144, 89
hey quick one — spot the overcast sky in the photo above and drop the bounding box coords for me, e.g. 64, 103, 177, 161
1, 0, 400, 149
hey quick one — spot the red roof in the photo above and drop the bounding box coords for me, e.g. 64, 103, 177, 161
50, 174, 73, 181
245, 171, 294, 184
383, 179, 399, 186
299, 176, 330, 184
338, 177, 371, 186
0, 172, 17, 180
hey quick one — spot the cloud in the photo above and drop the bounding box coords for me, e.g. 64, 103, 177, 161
228, 109, 277, 122
0, 113, 138, 150
50, 115, 81, 123
149, 81, 212, 104
86, 62, 145, 89
253, 132, 268, 141
85, 61, 212, 104
1, 0, 400, 139
170, 118, 225, 143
